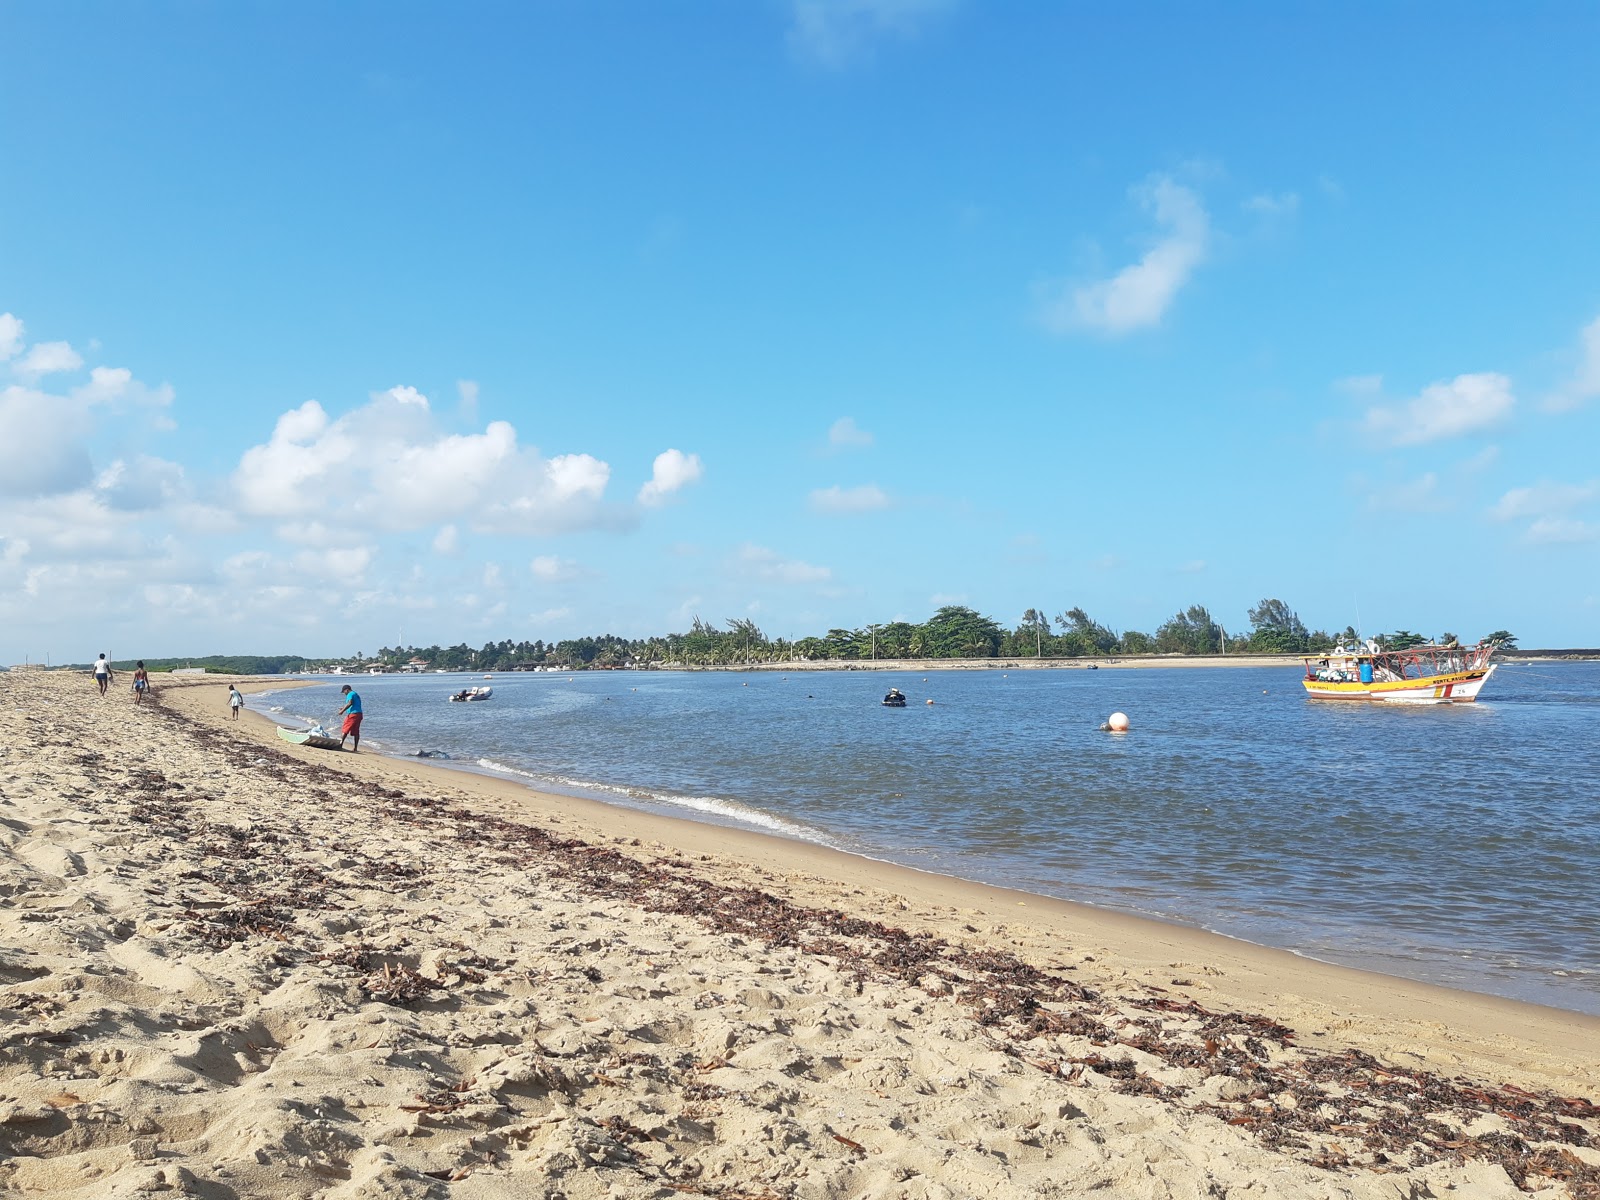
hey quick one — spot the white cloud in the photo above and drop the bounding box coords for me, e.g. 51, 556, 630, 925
809, 483, 890, 514
637, 448, 703, 507
94, 456, 188, 512
382, 384, 429, 409
15, 340, 83, 377
530, 554, 579, 582
232, 391, 626, 534
273, 519, 368, 548
0, 384, 96, 496
1042, 175, 1211, 336
457, 379, 479, 416
528, 606, 572, 626
1544, 315, 1600, 413
1526, 518, 1599, 545
432, 524, 459, 555
482, 562, 503, 589
1490, 480, 1600, 521
1364, 372, 1514, 446
549, 453, 611, 500
828, 416, 874, 449
292, 545, 374, 583
787, 0, 954, 67
735, 543, 831, 584
929, 592, 967, 605
1174, 559, 1208, 573
0, 313, 22, 360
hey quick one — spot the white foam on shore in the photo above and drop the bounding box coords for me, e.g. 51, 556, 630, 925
473, 757, 833, 845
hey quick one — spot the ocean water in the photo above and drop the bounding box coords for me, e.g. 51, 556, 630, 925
257, 663, 1600, 1014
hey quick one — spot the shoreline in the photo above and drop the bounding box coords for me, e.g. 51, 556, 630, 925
246, 674, 1596, 1021
220, 678, 1599, 1065
6, 673, 1597, 1198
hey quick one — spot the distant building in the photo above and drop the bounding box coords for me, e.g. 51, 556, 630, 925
8, 663, 50, 672
170, 668, 208, 676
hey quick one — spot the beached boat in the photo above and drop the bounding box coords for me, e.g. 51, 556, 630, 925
277, 726, 344, 750
1302, 640, 1497, 703
448, 686, 493, 702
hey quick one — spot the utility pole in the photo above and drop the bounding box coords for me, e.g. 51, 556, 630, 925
869, 624, 878, 660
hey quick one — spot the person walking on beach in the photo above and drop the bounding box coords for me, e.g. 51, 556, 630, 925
132, 661, 151, 704
92, 654, 113, 696
337, 684, 363, 752
227, 684, 244, 720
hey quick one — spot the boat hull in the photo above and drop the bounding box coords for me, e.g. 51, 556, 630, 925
1302, 664, 1495, 703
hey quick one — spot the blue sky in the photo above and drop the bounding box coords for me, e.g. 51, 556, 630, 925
3, 1, 1598, 661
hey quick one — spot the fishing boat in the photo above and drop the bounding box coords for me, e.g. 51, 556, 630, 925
1301, 640, 1497, 703
448, 686, 493, 702
277, 726, 344, 750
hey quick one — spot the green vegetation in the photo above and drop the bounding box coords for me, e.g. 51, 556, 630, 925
98, 655, 312, 675
342, 600, 1509, 671
72, 605, 1516, 674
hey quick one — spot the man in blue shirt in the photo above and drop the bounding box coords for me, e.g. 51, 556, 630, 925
338, 685, 364, 752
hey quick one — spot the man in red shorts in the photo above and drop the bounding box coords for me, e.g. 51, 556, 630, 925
337, 684, 364, 752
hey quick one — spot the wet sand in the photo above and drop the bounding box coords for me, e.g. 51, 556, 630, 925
2, 671, 1596, 1198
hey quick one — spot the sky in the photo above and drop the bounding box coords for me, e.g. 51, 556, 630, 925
3, 1, 1599, 662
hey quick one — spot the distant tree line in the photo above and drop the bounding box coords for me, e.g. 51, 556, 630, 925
94, 655, 311, 675
343, 603, 1516, 671
75, 607, 1516, 675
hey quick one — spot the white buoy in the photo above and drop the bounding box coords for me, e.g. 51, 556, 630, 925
1107, 711, 1130, 731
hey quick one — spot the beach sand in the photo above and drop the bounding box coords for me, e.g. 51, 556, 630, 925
3, 673, 1597, 1199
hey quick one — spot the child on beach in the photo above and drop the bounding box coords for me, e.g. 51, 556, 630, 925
227, 685, 244, 720
92, 654, 113, 696
132, 662, 150, 704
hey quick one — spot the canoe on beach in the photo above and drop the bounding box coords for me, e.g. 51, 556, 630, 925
276, 726, 344, 750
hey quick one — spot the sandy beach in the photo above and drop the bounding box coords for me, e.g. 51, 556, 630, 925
3, 673, 1597, 1199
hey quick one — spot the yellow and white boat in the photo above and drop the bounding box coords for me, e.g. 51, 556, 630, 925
1301, 640, 1497, 703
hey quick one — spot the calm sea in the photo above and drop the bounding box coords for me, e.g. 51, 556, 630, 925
255, 663, 1600, 1014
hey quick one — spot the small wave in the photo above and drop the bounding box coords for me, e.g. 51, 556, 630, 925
268, 705, 285, 713
473, 758, 831, 844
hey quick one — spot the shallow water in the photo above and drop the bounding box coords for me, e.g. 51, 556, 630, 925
258, 662, 1600, 1013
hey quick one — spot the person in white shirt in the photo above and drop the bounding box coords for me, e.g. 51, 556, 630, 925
92, 654, 113, 697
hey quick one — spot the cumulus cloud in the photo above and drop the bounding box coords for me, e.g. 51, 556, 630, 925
1544, 315, 1600, 413
735, 543, 831, 584
637, 448, 703, 507
787, 0, 954, 67
232, 389, 627, 534
1042, 175, 1210, 336
0, 313, 22, 360
1364, 373, 1514, 446
0, 384, 96, 496
457, 379, 479, 417
809, 483, 890, 515
15, 340, 84, 377
432, 525, 459, 555
94, 456, 189, 512
827, 416, 874, 449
